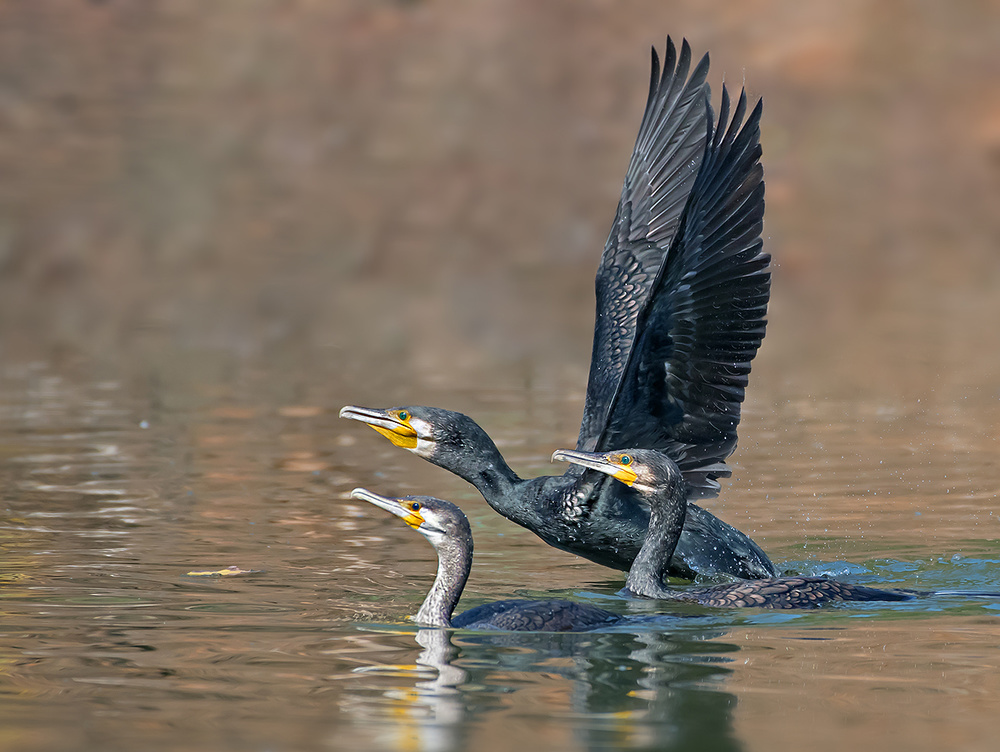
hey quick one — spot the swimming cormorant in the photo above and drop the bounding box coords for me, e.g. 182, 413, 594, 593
552, 448, 915, 608
342, 38, 777, 580
351, 487, 622, 630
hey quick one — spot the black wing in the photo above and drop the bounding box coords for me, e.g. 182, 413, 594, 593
576, 38, 712, 452
690, 577, 912, 609
454, 599, 620, 631
596, 86, 770, 499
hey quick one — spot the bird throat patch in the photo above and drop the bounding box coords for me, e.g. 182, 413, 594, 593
370, 423, 418, 449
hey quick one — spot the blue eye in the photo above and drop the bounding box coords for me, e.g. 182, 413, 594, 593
620, 455, 632, 466
398, 411, 409, 421
410, 501, 421, 511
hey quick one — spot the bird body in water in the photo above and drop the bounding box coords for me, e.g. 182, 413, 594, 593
342, 37, 778, 581
552, 448, 914, 609
351, 487, 622, 631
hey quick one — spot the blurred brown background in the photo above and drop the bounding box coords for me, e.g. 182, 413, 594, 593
0, 0, 998, 401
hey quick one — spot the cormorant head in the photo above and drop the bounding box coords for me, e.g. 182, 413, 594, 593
340, 405, 498, 468
550, 448, 684, 501
350, 488, 472, 549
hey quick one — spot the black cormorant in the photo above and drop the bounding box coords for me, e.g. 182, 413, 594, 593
552, 448, 915, 608
342, 38, 777, 580
351, 487, 622, 630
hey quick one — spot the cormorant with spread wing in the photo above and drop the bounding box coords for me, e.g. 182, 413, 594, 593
342, 38, 777, 579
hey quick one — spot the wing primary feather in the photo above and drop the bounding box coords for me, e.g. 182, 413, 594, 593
577, 38, 715, 452
590, 75, 770, 501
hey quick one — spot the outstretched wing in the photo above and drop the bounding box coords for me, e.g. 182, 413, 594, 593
576, 38, 711, 452
596, 86, 770, 499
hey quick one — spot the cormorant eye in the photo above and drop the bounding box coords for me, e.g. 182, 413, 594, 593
410, 501, 421, 511
620, 454, 632, 466
398, 410, 409, 421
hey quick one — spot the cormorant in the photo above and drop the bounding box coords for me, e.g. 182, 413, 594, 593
351, 487, 622, 631
552, 448, 915, 608
342, 38, 777, 580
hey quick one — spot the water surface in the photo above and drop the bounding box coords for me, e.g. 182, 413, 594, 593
0, 350, 998, 752
1, 3, 999, 751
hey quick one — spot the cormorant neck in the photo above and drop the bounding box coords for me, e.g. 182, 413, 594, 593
429, 434, 522, 512
415, 535, 473, 628
625, 488, 687, 599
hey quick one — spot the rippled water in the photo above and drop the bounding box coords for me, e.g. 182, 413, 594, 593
2, 3, 999, 751
1, 350, 998, 752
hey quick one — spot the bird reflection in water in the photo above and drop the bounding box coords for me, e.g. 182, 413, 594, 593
348, 629, 466, 752
346, 627, 742, 752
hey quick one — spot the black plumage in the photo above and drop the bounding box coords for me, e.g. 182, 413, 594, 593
342, 38, 777, 580
352, 488, 622, 631
674, 576, 910, 609
552, 448, 914, 609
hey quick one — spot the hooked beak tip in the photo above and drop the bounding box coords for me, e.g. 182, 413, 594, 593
551, 449, 577, 464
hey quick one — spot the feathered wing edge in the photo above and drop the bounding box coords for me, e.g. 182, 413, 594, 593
625, 39, 713, 248
596, 85, 770, 499
576, 38, 712, 452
